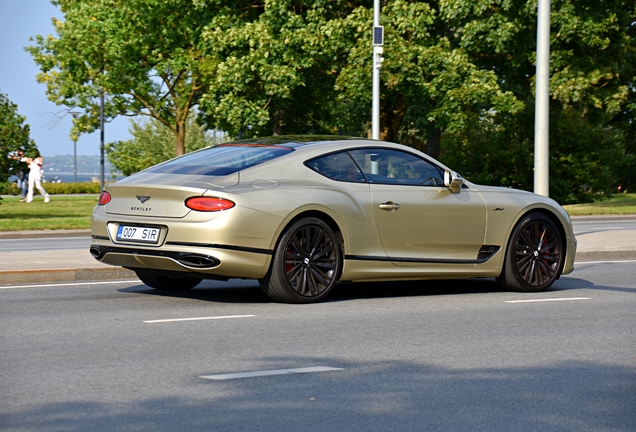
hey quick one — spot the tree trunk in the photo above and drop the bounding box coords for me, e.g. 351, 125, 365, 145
174, 117, 186, 156
379, 94, 407, 142
426, 127, 442, 159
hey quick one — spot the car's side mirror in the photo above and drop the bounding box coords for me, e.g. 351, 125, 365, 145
444, 170, 464, 194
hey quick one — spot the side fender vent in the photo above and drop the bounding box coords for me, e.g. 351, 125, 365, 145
477, 245, 501, 263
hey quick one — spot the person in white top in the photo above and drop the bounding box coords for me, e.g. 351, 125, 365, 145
24, 155, 50, 203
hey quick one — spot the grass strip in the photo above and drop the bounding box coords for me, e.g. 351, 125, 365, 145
0, 195, 97, 231
563, 193, 636, 216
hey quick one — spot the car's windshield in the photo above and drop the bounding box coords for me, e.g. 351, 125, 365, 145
146, 144, 293, 176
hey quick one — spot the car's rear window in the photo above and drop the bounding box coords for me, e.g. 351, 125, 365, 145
146, 144, 293, 176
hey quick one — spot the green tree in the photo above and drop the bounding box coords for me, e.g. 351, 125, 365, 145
28, 0, 217, 157
197, 1, 350, 138
328, 1, 523, 156
0, 91, 38, 185
107, 113, 226, 176
196, 1, 522, 159
438, 0, 636, 202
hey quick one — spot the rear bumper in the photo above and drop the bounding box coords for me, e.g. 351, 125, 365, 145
90, 240, 272, 280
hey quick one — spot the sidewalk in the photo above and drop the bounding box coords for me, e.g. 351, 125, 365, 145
0, 216, 635, 285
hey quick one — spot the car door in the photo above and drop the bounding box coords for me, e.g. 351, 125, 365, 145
348, 148, 487, 265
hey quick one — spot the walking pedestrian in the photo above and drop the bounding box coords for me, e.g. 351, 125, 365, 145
8, 148, 29, 201
25, 154, 50, 203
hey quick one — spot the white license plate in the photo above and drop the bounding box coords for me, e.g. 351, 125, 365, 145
116, 225, 160, 244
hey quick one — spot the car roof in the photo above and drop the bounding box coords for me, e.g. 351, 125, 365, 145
226, 135, 371, 149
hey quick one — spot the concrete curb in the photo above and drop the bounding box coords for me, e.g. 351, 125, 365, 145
574, 251, 636, 261
0, 267, 136, 285
0, 229, 91, 239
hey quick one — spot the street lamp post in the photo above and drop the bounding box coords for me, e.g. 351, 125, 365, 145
70, 111, 80, 183
100, 91, 105, 192
534, 0, 551, 197
371, 0, 384, 140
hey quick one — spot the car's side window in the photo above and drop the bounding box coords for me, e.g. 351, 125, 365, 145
348, 149, 444, 186
305, 152, 366, 183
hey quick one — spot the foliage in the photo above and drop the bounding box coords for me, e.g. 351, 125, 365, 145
438, 0, 636, 203
42, 181, 102, 194
27, 0, 218, 156
327, 1, 523, 155
197, 1, 349, 138
106, 114, 226, 176
0, 91, 39, 185
196, 1, 522, 158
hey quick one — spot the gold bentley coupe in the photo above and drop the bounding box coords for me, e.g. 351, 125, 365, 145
90, 136, 576, 303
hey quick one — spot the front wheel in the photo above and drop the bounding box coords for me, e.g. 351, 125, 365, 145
135, 271, 202, 291
497, 213, 565, 292
259, 217, 342, 304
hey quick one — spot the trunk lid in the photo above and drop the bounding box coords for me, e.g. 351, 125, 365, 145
103, 172, 238, 218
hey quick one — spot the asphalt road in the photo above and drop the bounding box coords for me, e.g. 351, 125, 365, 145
1, 261, 635, 431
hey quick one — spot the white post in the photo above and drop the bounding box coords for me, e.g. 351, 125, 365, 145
70, 111, 80, 183
372, 0, 382, 140
100, 91, 105, 191
534, 0, 550, 197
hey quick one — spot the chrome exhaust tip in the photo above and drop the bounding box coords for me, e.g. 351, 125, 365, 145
177, 253, 220, 269
89, 246, 103, 260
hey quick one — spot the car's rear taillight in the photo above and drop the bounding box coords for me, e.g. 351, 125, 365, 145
185, 197, 235, 212
98, 191, 111, 205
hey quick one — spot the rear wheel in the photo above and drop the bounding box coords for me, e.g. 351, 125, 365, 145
259, 217, 342, 304
497, 213, 564, 292
135, 271, 202, 291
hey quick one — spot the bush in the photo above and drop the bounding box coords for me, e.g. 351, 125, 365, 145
41, 181, 102, 194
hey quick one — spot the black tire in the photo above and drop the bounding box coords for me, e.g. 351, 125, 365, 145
135, 271, 202, 291
259, 217, 342, 304
497, 212, 565, 292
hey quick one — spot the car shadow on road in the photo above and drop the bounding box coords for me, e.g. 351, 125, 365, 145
118, 273, 624, 304
554, 275, 636, 294
330, 278, 507, 302
118, 279, 271, 304
119, 278, 512, 305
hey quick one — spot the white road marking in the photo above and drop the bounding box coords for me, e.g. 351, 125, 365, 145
201, 366, 344, 381
506, 297, 590, 303
143, 315, 255, 323
575, 259, 636, 265
0, 280, 138, 290
573, 227, 628, 232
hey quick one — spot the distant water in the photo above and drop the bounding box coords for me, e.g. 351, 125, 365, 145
42, 173, 119, 183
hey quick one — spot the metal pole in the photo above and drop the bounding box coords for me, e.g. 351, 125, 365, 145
70, 111, 80, 183
73, 139, 77, 183
100, 91, 105, 191
372, 0, 381, 140
534, 0, 551, 197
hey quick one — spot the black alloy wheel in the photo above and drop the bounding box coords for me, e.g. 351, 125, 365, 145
497, 213, 565, 292
259, 217, 342, 303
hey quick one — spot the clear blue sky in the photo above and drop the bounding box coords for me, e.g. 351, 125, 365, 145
0, 0, 131, 157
